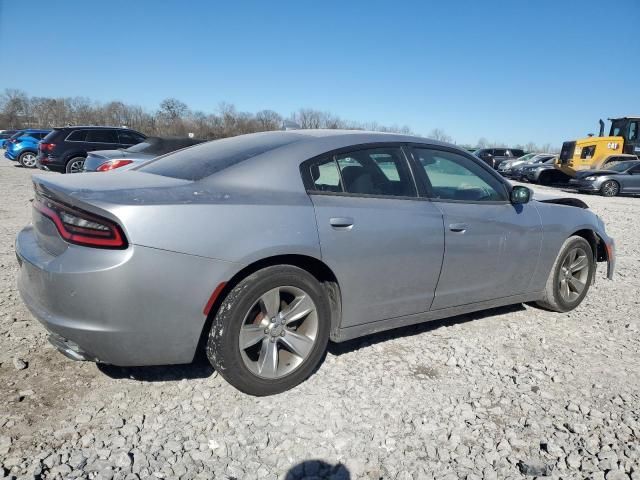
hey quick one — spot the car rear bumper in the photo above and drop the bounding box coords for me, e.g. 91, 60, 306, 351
16, 224, 238, 366
36, 154, 65, 172
4, 150, 17, 160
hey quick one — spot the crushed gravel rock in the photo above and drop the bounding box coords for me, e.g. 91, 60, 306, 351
0, 160, 638, 479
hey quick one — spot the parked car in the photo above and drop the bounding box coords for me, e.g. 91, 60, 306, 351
569, 160, 640, 197
37, 126, 146, 173
4, 129, 52, 168
599, 154, 639, 168
83, 137, 205, 172
498, 153, 551, 177
474, 148, 526, 169
519, 156, 570, 185
0, 129, 21, 148
16, 130, 614, 395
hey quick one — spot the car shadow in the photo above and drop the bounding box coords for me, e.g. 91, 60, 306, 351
97, 304, 526, 383
284, 460, 350, 480
328, 303, 525, 356
97, 357, 215, 382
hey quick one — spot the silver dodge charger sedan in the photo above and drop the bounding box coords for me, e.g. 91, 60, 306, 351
16, 130, 615, 395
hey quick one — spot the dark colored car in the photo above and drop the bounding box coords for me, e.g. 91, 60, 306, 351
569, 160, 640, 197
83, 137, 205, 172
474, 148, 526, 169
0, 129, 21, 148
37, 126, 146, 173
519, 156, 570, 185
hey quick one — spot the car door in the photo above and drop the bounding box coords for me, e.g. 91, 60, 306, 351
305, 145, 445, 328
409, 146, 543, 310
622, 164, 640, 192
85, 129, 119, 152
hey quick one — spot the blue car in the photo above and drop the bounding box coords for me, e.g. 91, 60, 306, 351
0, 129, 21, 148
4, 129, 52, 168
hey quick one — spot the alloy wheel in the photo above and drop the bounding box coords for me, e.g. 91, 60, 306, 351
601, 181, 619, 197
20, 153, 37, 168
239, 286, 318, 379
67, 159, 85, 173
558, 247, 589, 303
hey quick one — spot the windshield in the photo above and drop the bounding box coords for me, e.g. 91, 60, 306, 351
516, 153, 536, 161
609, 119, 626, 137
608, 161, 638, 172
126, 141, 153, 153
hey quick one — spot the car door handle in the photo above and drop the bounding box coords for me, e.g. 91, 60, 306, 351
449, 223, 468, 233
330, 217, 354, 229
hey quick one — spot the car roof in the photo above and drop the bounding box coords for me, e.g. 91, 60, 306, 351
53, 125, 140, 130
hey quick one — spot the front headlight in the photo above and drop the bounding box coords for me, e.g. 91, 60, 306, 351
585, 176, 597, 181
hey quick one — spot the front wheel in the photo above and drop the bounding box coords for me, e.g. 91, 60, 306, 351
19, 151, 37, 168
206, 265, 331, 396
600, 180, 619, 197
65, 157, 86, 173
535, 236, 594, 312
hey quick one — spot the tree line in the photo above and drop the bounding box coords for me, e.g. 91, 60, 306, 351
0, 89, 556, 152
0, 89, 412, 140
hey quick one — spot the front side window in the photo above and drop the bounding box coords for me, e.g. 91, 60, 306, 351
412, 148, 507, 202
335, 147, 416, 197
87, 129, 118, 143
119, 131, 145, 144
628, 122, 638, 141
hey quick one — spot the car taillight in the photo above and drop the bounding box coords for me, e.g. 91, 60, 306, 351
40, 142, 55, 152
33, 194, 127, 249
96, 159, 134, 172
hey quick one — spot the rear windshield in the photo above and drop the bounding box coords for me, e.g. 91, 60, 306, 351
138, 133, 300, 180
125, 137, 205, 155
42, 129, 63, 142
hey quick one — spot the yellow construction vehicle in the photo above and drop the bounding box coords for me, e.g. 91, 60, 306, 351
556, 117, 640, 177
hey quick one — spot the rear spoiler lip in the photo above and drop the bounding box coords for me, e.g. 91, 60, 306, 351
32, 177, 126, 227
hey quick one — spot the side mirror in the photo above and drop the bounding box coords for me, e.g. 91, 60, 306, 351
511, 185, 531, 204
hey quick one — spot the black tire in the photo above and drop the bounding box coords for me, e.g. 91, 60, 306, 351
18, 151, 38, 168
206, 265, 331, 396
537, 172, 551, 186
65, 157, 86, 174
535, 236, 594, 312
600, 180, 619, 197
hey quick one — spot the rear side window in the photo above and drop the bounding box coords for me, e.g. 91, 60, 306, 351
87, 129, 118, 143
66, 130, 87, 142
306, 146, 417, 198
335, 147, 415, 196
119, 131, 145, 145
139, 133, 300, 181
310, 157, 343, 192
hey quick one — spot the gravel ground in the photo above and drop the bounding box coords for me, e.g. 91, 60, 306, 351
0, 158, 638, 480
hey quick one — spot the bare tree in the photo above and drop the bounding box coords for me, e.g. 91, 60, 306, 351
429, 128, 453, 143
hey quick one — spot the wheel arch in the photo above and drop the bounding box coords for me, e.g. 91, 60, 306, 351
570, 228, 608, 263
195, 254, 342, 359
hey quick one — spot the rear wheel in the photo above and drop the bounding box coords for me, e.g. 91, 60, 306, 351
600, 180, 619, 197
18, 151, 37, 168
206, 265, 331, 396
65, 157, 85, 173
535, 236, 594, 312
